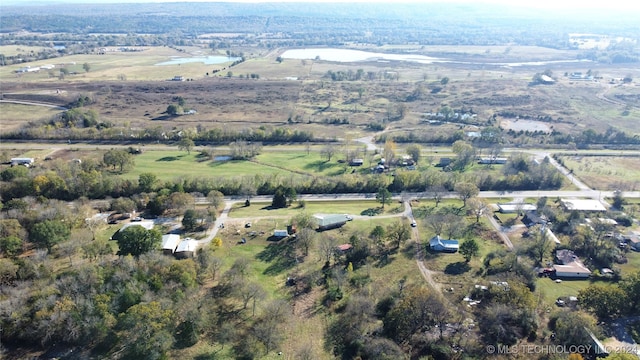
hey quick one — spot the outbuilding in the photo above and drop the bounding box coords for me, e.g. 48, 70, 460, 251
175, 238, 198, 259
161, 234, 181, 255
273, 229, 289, 238
313, 214, 350, 231
10, 158, 35, 166
560, 199, 607, 212
497, 203, 537, 214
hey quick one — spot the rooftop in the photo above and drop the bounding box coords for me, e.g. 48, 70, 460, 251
561, 199, 607, 212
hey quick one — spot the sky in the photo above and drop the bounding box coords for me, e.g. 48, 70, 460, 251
9, 0, 640, 9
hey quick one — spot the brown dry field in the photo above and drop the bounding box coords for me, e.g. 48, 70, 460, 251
1, 46, 639, 139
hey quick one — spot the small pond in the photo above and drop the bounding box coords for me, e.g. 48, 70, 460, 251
214, 155, 232, 161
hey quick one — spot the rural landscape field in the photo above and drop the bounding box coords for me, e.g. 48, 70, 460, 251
1, 2, 640, 360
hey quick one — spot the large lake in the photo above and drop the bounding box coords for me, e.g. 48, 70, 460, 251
156, 56, 242, 66
281, 48, 590, 67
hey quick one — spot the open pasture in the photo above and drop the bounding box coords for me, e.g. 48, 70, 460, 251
1, 45, 639, 146
120, 150, 291, 181
0, 102, 62, 132
557, 155, 640, 191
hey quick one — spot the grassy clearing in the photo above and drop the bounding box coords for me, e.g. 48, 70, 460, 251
121, 150, 288, 181
535, 277, 594, 303
0, 45, 53, 56
228, 200, 404, 219
0, 103, 62, 132
557, 156, 640, 190
616, 250, 640, 278
254, 150, 353, 177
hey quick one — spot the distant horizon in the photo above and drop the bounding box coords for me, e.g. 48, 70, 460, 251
4, 0, 640, 11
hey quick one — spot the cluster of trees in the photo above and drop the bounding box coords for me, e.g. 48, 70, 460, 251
554, 128, 640, 146
1, 146, 565, 216
324, 69, 366, 81
0, 241, 291, 359
578, 271, 640, 320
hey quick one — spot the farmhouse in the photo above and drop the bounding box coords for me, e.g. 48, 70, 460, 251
174, 238, 198, 259
429, 235, 459, 253
553, 262, 591, 278
522, 211, 548, 227
624, 232, 640, 251
10, 157, 35, 166
553, 249, 591, 278
560, 199, 607, 212
313, 214, 350, 231
161, 234, 181, 255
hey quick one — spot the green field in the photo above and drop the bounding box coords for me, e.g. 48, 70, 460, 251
0, 103, 63, 133
535, 277, 594, 304
121, 150, 291, 181
228, 200, 404, 219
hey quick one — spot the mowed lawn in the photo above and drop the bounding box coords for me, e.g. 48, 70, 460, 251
255, 150, 362, 176
228, 200, 405, 218
122, 150, 291, 181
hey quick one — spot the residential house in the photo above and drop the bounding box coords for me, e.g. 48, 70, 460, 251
429, 235, 459, 253
522, 210, 548, 227
553, 249, 591, 278
624, 232, 640, 251
110, 220, 154, 240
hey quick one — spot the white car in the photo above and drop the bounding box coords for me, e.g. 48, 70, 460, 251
411, 221, 417, 227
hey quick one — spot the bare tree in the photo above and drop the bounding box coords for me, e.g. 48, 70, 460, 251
467, 197, 490, 223
527, 225, 554, 265
295, 228, 315, 257
444, 214, 467, 240
454, 182, 479, 208
425, 214, 447, 236
427, 185, 448, 207
321, 144, 336, 162
318, 235, 338, 264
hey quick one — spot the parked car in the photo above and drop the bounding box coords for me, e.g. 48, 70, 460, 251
245, 222, 252, 228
